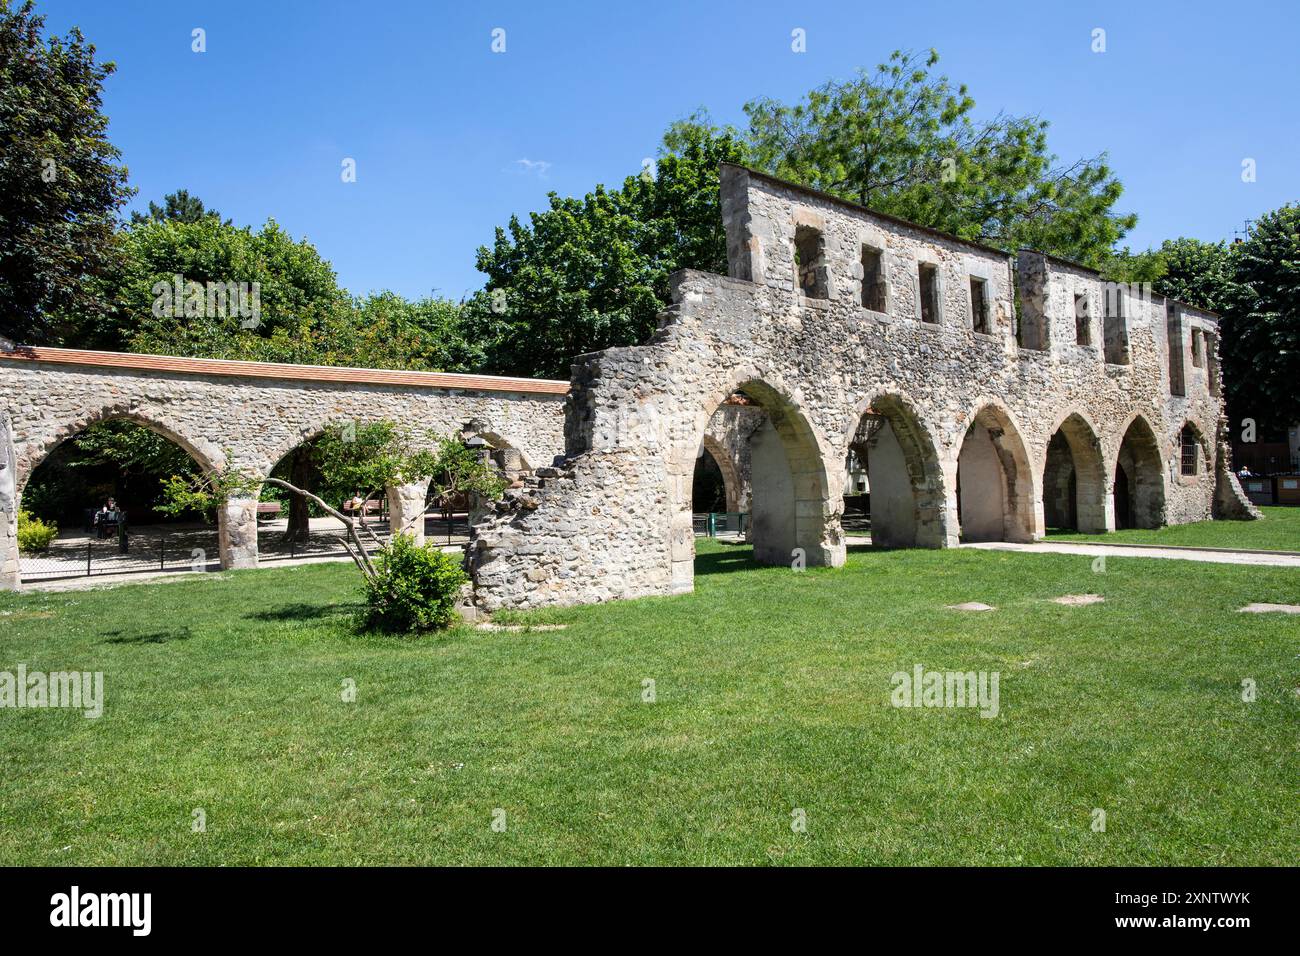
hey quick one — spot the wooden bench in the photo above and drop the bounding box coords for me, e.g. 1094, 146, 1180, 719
256, 502, 282, 522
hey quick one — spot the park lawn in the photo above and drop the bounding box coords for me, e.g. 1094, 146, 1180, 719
0, 540, 1295, 866
1049, 505, 1300, 551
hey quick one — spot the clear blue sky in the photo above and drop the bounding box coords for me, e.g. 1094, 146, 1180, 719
42, 0, 1299, 302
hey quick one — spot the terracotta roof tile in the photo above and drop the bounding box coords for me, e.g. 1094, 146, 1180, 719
0, 346, 570, 395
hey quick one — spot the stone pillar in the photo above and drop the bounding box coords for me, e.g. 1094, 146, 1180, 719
0, 414, 18, 591
218, 496, 259, 570
386, 480, 431, 545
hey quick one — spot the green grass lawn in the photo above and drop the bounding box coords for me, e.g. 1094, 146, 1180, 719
1048, 505, 1300, 551
0, 540, 1296, 865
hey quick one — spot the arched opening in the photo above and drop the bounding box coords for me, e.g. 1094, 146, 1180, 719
1113, 416, 1166, 529
844, 395, 947, 547
691, 444, 729, 535
16, 416, 221, 582
1043, 413, 1108, 533
956, 404, 1036, 542
674, 377, 840, 586
258, 433, 383, 561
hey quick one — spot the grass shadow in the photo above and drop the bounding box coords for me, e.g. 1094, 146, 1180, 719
101, 626, 193, 645
245, 602, 352, 622
694, 544, 761, 576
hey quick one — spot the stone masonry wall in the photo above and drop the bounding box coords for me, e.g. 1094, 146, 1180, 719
0, 350, 567, 588
469, 164, 1252, 611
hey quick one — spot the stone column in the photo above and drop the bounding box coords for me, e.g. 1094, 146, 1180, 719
218, 496, 259, 570
386, 479, 431, 545
0, 414, 18, 591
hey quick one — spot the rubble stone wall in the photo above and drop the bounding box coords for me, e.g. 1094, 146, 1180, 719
0, 351, 567, 588
468, 164, 1251, 611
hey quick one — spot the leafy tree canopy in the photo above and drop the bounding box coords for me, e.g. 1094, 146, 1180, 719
0, 0, 133, 344
69, 419, 196, 479
1221, 206, 1300, 430
129, 188, 229, 226
76, 214, 479, 372
465, 123, 745, 378
736, 50, 1134, 266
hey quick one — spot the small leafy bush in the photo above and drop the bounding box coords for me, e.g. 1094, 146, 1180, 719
16, 510, 58, 553
358, 533, 467, 633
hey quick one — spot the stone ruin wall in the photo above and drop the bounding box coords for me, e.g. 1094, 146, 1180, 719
469, 164, 1253, 611
0, 351, 569, 588
1, 164, 1258, 603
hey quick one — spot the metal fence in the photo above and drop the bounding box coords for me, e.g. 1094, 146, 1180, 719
19, 524, 221, 582
20, 511, 477, 584
693, 512, 749, 537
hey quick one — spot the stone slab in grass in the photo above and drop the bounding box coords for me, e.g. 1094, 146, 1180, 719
475, 622, 569, 632
1237, 602, 1300, 614
946, 602, 996, 611
1053, 594, 1105, 606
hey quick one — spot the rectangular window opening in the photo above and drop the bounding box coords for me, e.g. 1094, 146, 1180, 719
969, 276, 991, 334
793, 225, 828, 299
1103, 285, 1130, 365
1074, 293, 1091, 346
919, 263, 940, 324
861, 246, 886, 312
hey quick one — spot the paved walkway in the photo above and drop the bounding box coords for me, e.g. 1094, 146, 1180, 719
17, 533, 1297, 595
960, 540, 1300, 568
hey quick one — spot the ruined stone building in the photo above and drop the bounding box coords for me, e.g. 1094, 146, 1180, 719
1, 164, 1255, 601
468, 165, 1256, 609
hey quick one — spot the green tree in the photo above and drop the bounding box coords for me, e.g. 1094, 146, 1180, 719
466, 123, 745, 378
1101, 247, 1167, 285
737, 50, 1135, 267
70, 420, 195, 481
108, 215, 348, 356
161, 423, 505, 632
0, 0, 133, 344
129, 188, 228, 226
1155, 237, 1237, 314
85, 214, 478, 372
1222, 207, 1300, 431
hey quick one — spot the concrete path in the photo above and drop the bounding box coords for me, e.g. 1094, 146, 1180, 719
15, 545, 467, 593
960, 540, 1300, 568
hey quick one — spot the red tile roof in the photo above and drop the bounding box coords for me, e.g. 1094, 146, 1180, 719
0, 346, 570, 395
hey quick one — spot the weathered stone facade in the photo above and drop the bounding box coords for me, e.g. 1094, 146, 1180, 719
1, 165, 1258, 603
468, 164, 1255, 611
0, 348, 567, 588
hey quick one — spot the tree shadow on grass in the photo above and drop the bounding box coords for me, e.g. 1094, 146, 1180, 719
245, 602, 352, 623
101, 626, 193, 645
694, 544, 761, 576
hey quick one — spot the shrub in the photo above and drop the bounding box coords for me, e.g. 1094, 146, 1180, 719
357, 533, 467, 633
16, 510, 58, 553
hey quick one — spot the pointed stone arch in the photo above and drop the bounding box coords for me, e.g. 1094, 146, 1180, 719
955, 401, 1037, 542
14, 402, 224, 498
1112, 414, 1166, 529
842, 392, 949, 547
668, 366, 842, 589
1043, 410, 1109, 533
699, 433, 742, 513
6, 403, 239, 585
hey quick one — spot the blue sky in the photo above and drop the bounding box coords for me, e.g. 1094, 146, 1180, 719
42, 0, 1300, 302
